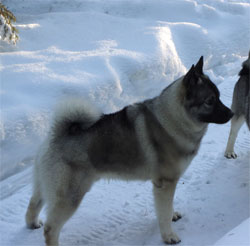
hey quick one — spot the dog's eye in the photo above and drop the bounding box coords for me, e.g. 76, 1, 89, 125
204, 96, 215, 107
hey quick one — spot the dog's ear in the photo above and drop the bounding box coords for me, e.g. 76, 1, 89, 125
194, 56, 203, 74
183, 64, 195, 85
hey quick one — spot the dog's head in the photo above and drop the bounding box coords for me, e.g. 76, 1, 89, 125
183, 56, 233, 124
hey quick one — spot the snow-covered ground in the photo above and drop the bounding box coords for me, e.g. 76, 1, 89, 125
0, 0, 249, 245
214, 218, 250, 246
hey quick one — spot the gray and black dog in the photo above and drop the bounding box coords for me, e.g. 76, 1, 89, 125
225, 52, 250, 159
25, 56, 233, 246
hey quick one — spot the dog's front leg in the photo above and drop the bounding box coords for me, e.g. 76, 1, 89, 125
224, 115, 244, 159
153, 178, 180, 245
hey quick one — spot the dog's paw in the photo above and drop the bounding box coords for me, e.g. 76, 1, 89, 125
162, 231, 181, 245
172, 212, 182, 222
27, 220, 43, 229
224, 151, 237, 159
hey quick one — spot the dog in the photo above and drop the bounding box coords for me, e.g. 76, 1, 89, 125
224, 52, 250, 159
25, 56, 233, 246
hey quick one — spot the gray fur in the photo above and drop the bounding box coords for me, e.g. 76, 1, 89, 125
232, 53, 250, 128
225, 53, 250, 159
51, 98, 102, 139
25, 57, 232, 246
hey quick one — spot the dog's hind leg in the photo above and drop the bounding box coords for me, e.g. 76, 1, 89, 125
153, 178, 180, 245
26, 181, 44, 229
43, 170, 95, 246
44, 201, 78, 246
225, 115, 245, 159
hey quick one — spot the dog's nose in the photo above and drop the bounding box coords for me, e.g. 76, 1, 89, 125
228, 110, 234, 119
214, 102, 234, 124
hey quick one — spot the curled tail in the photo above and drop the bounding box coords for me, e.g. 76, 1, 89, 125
51, 98, 102, 139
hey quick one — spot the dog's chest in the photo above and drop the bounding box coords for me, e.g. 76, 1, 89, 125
157, 153, 195, 181
177, 155, 194, 176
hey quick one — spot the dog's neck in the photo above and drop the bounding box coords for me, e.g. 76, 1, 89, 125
149, 78, 208, 152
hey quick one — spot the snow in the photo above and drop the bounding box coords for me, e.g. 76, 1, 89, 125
214, 218, 250, 246
0, 0, 249, 245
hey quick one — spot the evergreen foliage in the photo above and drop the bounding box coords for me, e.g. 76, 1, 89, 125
0, 3, 19, 45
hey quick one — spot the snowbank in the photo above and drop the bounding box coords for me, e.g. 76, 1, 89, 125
214, 218, 250, 246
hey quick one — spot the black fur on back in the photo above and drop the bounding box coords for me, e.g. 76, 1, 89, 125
87, 106, 145, 173
239, 64, 249, 76
89, 106, 134, 132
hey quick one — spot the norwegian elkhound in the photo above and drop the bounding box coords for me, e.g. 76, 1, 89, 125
25, 56, 233, 246
225, 53, 250, 159
225, 51, 250, 159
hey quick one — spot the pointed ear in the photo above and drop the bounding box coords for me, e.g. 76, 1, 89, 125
194, 56, 203, 74
183, 64, 195, 85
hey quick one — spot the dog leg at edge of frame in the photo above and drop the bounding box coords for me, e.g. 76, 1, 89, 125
224, 115, 244, 159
